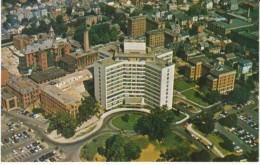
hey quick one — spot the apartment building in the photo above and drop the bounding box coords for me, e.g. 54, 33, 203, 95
13, 34, 34, 50
146, 29, 165, 47
40, 70, 92, 117
15, 38, 71, 73
1, 88, 18, 111
146, 17, 165, 31
40, 84, 80, 117
6, 77, 40, 109
207, 19, 255, 36
127, 16, 146, 36
206, 66, 236, 94
186, 56, 236, 94
94, 39, 175, 110
68, 49, 98, 69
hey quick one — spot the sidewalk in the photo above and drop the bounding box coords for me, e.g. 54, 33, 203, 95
46, 108, 151, 144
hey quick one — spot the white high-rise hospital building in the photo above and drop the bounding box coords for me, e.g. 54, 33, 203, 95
94, 36, 175, 110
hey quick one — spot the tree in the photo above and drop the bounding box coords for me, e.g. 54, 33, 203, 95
121, 114, 129, 123
73, 24, 86, 43
205, 91, 221, 104
124, 142, 141, 160
134, 106, 175, 141
214, 154, 242, 162
158, 146, 190, 161
66, 6, 73, 16
219, 138, 234, 152
100, 134, 141, 161
32, 108, 45, 114
77, 96, 100, 126
193, 108, 217, 134
244, 76, 256, 91
190, 150, 211, 161
47, 112, 77, 138
218, 114, 237, 128
244, 150, 259, 162
228, 86, 251, 104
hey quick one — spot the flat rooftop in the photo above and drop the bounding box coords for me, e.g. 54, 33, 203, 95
69, 49, 98, 58
211, 19, 254, 29
124, 36, 146, 42
210, 65, 236, 76
41, 85, 80, 105
128, 15, 146, 20
1, 88, 16, 99
7, 77, 38, 95
29, 67, 66, 83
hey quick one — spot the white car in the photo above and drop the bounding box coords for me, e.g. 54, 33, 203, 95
13, 150, 17, 155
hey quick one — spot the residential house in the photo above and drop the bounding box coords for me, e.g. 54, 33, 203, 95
230, 0, 239, 11
205, 0, 213, 10
41, 9, 48, 17
198, 41, 209, 51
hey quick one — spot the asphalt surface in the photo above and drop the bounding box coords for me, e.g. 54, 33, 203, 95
215, 122, 253, 154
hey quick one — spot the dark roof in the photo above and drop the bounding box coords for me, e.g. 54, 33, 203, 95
29, 67, 66, 83
60, 56, 77, 64
1, 88, 16, 99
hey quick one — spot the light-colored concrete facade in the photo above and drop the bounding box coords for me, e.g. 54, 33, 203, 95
94, 53, 175, 110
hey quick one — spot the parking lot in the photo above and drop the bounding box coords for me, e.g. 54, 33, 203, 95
1, 112, 63, 162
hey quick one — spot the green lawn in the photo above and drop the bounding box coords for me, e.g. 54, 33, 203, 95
206, 134, 234, 156
174, 80, 195, 92
192, 125, 235, 156
160, 132, 183, 148
111, 113, 143, 130
182, 89, 209, 106
173, 113, 186, 123
80, 133, 113, 161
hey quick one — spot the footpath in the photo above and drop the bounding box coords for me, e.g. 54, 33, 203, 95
47, 107, 190, 144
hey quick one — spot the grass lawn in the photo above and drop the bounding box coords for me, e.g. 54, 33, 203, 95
206, 134, 234, 156
191, 125, 235, 156
80, 133, 113, 161
182, 89, 209, 106
174, 80, 195, 92
111, 113, 143, 130
172, 113, 186, 123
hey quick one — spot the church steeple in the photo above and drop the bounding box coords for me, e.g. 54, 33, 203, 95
49, 26, 55, 38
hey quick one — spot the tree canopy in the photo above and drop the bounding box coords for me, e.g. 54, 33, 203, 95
99, 134, 141, 161
192, 106, 222, 134
134, 106, 175, 142
77, 96, 100, 126
188, 3, 208, 15
158, 146, 191, 161
218, 114, 237, 128
47, 112, 77, 138
190, 149, 211, 161
227, 86, 251, 104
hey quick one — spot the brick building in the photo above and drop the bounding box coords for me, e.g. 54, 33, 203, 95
127, 16, 146, 36
6, 77, 40, 108
1, 88, 18, 111
16, 38, 71, 73
146, 17, 165, 31
1, 66, 9, 86
145, 29, 165, 47
13, 34, 34, 50
186, 56, 236, 94
67, 49, 98, 70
